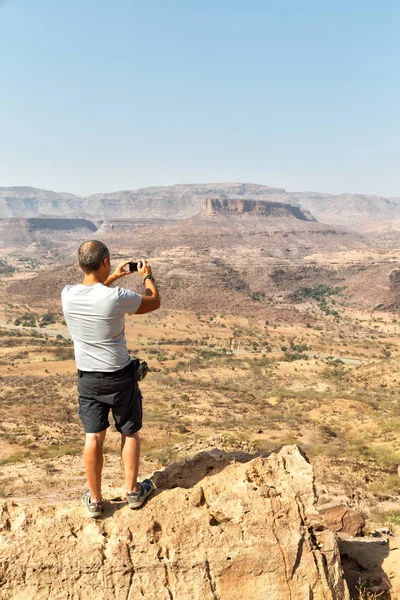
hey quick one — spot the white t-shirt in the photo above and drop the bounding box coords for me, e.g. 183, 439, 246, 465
61, 283, 142, 372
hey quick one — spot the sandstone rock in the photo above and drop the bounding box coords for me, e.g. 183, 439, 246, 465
319, 504, 365, 537
0, 445, 349, 600
383, 537, 400, 598
203, 198, 316, 221
338, 535, 400, 598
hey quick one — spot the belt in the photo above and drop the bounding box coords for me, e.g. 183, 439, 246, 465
78, 361, 132, 378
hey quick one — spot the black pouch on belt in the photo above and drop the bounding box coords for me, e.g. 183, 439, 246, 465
130, 358, 149, 382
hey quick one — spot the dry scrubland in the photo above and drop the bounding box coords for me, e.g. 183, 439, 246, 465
3, 194, 400, 598
1, 284, 400, 540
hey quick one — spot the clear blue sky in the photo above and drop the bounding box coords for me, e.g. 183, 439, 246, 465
1, 0, 399, 197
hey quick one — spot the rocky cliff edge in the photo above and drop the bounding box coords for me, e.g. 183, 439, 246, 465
0, 445, 349, 600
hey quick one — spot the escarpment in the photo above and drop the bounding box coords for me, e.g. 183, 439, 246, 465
203, 197, 316, 221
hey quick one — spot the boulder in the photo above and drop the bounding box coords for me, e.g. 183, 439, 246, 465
319, 504, 365, 537
0, 445, 349, 600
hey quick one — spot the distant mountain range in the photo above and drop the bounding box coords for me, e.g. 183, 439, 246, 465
290, 191, 400, 228
1, 183, 399, 230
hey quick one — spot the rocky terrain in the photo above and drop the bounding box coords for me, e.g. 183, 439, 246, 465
5, 198, 398, 318
0, 446, 351, 600
0, 183, 291, 221
1, 199, 377, 321
0, 187, 82, 218
2, 183, 400, 233
1, 194, 400, 598
290, 191, 400, 230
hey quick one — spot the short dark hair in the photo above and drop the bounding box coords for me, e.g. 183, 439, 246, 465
78, 240, 110, 273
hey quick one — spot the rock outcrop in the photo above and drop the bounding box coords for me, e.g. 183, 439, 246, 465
0, 445, 349, 600
203, 198, 316, 221
319, 505, 365, 537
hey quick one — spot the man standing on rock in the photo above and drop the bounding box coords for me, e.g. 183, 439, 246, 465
61, 240, 160, 517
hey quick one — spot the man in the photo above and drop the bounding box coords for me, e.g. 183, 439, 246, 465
61, 240, 160, 518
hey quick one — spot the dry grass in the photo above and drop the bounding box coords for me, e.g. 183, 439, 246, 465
356, 582, 388, 600
0, 307, 400, 509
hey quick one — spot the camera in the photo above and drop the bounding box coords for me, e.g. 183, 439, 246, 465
129, 262, 138, 272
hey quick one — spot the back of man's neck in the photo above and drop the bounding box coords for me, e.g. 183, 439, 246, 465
82, 275, 103, 286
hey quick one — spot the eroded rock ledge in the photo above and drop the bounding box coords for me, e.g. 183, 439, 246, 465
0, 445, 349, 600
203, 198, 316, 221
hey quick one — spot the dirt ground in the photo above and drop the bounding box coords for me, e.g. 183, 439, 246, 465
2, 245, 400, 546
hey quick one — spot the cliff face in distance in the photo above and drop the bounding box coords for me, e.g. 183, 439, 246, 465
3, 183, 400, 234
0, 183, 291, 220
203, 198, 317, 221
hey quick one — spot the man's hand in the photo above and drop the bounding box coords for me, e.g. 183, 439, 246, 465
104, 260, 134, 287
138, 259, 152, 279
114, 260, 134, 279
135, 259, 160, 314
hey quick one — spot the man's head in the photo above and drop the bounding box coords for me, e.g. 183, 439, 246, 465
78, 240, 110, 275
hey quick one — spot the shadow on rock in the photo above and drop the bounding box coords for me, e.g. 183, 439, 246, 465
150, 447, 263, 491
339, 536, 392, 599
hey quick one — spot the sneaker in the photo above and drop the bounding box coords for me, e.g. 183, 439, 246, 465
127, 479, 154, 509
81, 489, 103, 518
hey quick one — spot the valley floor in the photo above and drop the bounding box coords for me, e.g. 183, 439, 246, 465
1, 300, 400, 538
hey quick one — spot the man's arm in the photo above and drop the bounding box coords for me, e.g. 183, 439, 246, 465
104, 260, 132, 287
135, 261, 160, 314
104, 258, 160, 314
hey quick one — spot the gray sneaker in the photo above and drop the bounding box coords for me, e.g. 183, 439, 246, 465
127, 479, 154, 509
81, 489, 103, 518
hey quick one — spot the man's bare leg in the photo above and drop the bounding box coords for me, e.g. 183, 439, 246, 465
83, 430, 106, 502
121, 432, 140, 493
